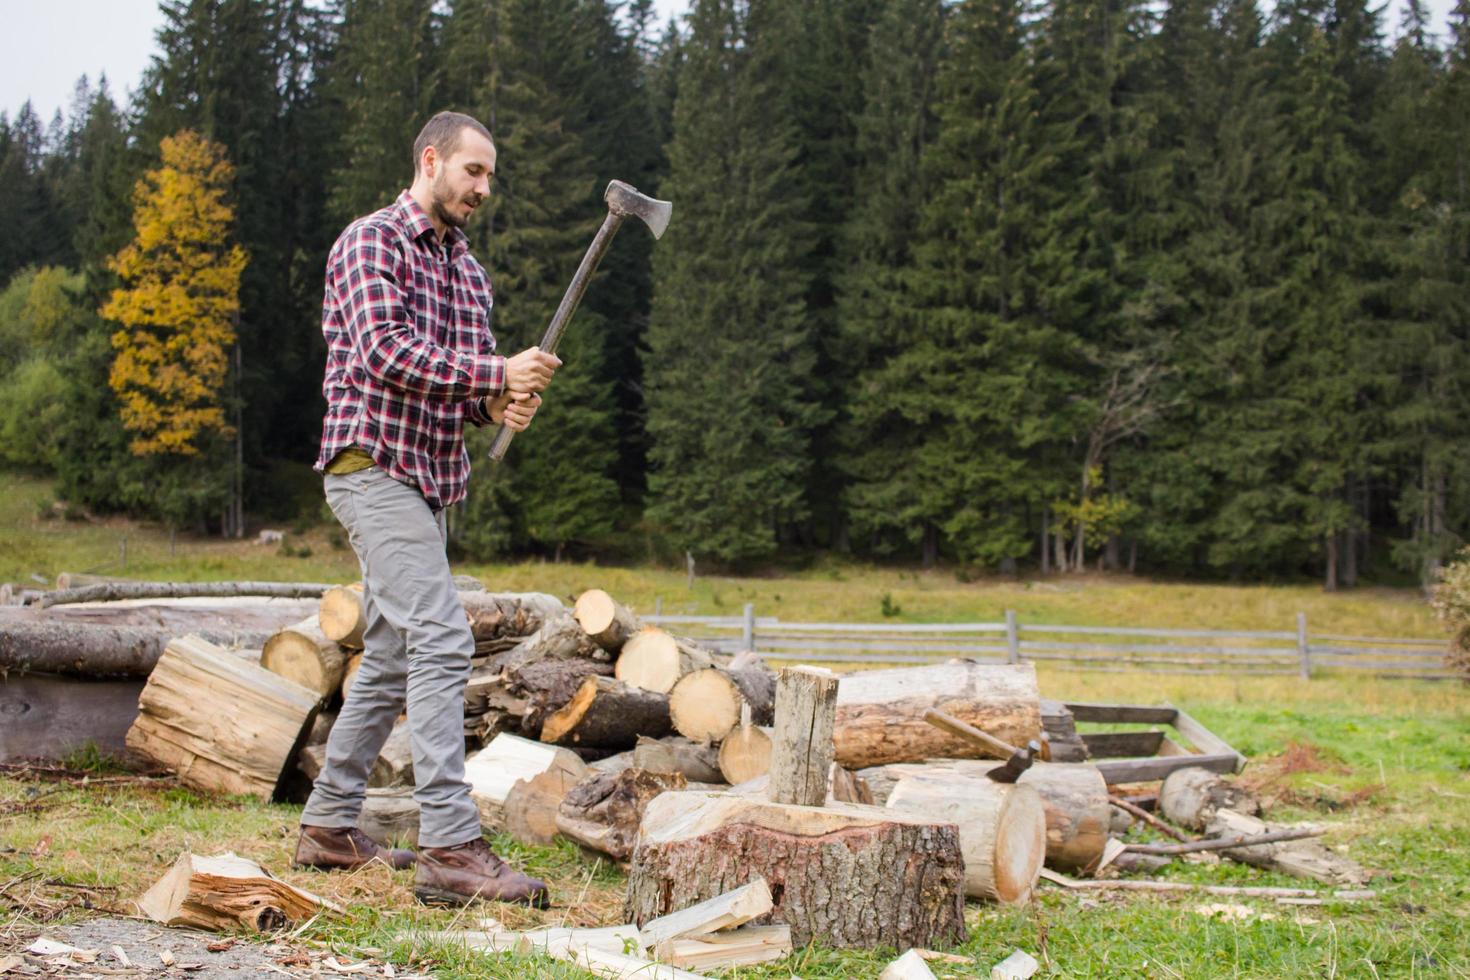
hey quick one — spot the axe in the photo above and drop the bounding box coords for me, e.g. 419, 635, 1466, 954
922, 708, 1048, 784
488, 179, 672, 461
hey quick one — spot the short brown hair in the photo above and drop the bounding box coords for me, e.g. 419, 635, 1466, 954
413, 111, 493, 174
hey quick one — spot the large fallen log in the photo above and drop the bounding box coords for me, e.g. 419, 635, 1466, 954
40, 581, 338, 608
540, 675, 672, 748
573, 590, 643, 654
126, 635, 319, 800
261, 617, 348, 700
556, 767, 687, 860
0, 622, 274, 678
135, 851, 337, 932
625, 791, 967, 949
833, 663, 1042, 769
886, 776, 1046, 903
465, 734, 589, 845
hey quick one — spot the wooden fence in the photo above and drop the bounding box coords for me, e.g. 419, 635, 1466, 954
644, 607, 1456, 680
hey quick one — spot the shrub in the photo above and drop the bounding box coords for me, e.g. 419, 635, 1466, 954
1428, 547, 1470, 681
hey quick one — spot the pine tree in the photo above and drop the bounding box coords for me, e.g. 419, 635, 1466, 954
644, 0, 820, 563
0, 103, 53, 283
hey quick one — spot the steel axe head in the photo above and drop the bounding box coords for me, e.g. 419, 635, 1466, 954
605, 179, 672, 240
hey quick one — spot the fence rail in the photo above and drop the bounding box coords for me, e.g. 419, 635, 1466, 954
643, 605, 1457, 680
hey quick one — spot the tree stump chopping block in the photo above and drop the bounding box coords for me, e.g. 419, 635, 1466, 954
626, 791, 966, 950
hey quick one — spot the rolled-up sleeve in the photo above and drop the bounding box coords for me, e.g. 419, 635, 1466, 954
337, 224, 501, 402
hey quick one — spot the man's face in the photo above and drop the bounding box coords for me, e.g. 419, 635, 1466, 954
429, 128, 496, 230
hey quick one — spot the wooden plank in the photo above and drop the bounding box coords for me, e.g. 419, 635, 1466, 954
1311, 634, 1444, 646
1308, 646, 1449, 658
1064, 703, 1179, 724
1021, 640, 1299, 657
762, 622, 1006, 634
638, 878, 773, 947
1021, 625, 1295, 640
769, 668, 839, 806
1095, 753, 1240, 783
1170, 707, 1246, 770
1079, 730, 1166, 758
757, 638, 1012, 654
0, 673, 145, 762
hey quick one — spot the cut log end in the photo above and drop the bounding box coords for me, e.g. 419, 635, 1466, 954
318, 584, 365, 648
718, 725, 773, 785
669, 668, 742, 743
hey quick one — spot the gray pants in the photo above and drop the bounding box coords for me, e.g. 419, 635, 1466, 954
302, 466, 481, 848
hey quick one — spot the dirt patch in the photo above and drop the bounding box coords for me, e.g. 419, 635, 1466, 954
0, 916, 417, 978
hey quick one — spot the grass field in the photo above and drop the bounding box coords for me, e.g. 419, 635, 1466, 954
3, 470, 1468, 976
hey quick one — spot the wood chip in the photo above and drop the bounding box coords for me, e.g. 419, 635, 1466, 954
159, 949, 176, 967
111, 944, 132, 967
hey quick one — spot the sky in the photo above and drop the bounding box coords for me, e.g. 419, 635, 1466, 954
0, 0, 1459, 128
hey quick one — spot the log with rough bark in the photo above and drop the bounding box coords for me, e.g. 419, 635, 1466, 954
135, 851, 338, 932
1160, 767, 1261, 831
504, 656, 614, 738
886, 776, 1046, 903
40, 581, 338, 608
540, 675, 672, 748
717, 724, 772, 785
768, 667, 839, 807
1204, 808, 1369, 885
0, 622, 274, 678
317, 584, 366, 649
833, 663, 1042, 769
261, 617, 348, 700
465, 733, 589, 845
634, 735, 725, 784
626, 791, 966, 949
360, 786, 419, 847
462, 592, 578, 657
556, 767, 688, 860
486, 614, 603, 673
574, 589, 643, 654
126, 635, 319, 801
616, 628, 714, 693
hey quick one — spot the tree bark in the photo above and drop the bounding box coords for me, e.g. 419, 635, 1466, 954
0, 622, 275, 678
504, 656, 615, 738
461, 592, 577, 658
626, 792, 967, 949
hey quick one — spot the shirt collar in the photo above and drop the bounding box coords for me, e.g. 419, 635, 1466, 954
395, 190, 469, 261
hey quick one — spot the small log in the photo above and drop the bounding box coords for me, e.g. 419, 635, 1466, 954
505, 656, 614, 738
465, 733, 588, 845
668, 668, 744, 743
556, 767, 688, 861
126, 635, 318, 801
1204, 808, 1369, 885
626, 791, 967, 949
768, 668, 839, 807
1039, 699, 1089, 762
261, 617, 347, 700
1160, 767, 1261, 831
616, 628, 714, 693
639, 876, 773, 946
887, 776, 1046, 903
718, 725, 772, 785
459, 592, 570, 655
0, 622, 274, 678
879, 950, 938, 980
340, 651, 364, 701
135, 851, 337, 931
833, 663, 1042, 769
574, 589, 643, 653
318, 584, 365, 649
486, 614, 602, 672
541, 675, 672, 748
360, 786, 419, 847
40, 581, 337, 608
653, 924, 791, 971
634, 736, 725, 784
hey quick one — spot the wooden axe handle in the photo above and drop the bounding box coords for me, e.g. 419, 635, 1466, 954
922, 708, 1018, 759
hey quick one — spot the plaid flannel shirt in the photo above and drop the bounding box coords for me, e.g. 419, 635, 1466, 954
314, 191, 506, 510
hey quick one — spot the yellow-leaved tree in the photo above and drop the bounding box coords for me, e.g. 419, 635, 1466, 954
103, 130, 248, 456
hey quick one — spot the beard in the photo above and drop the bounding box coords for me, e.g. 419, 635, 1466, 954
430, 173, 481, 229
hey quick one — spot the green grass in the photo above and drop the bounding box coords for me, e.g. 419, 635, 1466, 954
3, 673, 1467, 977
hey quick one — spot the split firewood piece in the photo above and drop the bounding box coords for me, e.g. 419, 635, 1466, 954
635, 736, 726, 784
1160, 767, 1262, 831
990, 949, 1040, 980
360, 786, 419, 847
318, 584, 366, 649
424, 923, 646, 955
136, 852, 338, 932
879, 949, 939, 980
465, 733, 589, 845
261, 617, 347, 700
833, 662, 1043, 769
638, 877, 774, 947
540, 676, 672, 748
717, 719, 772, 785
556, 767, 688, 861
653, 924, 791, 970
547, 940, 712, 980
768, 667, 839, 807
458, 592, 570, 655
126, 634, 318, 801
827, 762, 874, 805
886, 776, 1046, 903
616, 628, 714, 693
574, 589, 643, 654
627, 792, 967, 949
1203, 808, 1369, 885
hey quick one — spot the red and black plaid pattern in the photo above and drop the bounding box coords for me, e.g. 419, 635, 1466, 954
315, 191, 505, 510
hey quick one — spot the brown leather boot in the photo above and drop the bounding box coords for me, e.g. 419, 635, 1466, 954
414, 838, 550, 908
294, 825, 415, 871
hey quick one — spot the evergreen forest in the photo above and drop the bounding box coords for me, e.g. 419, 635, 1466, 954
1, 0, 1468, 589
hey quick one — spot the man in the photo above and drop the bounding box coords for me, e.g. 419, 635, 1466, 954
294, 111, 561, 908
